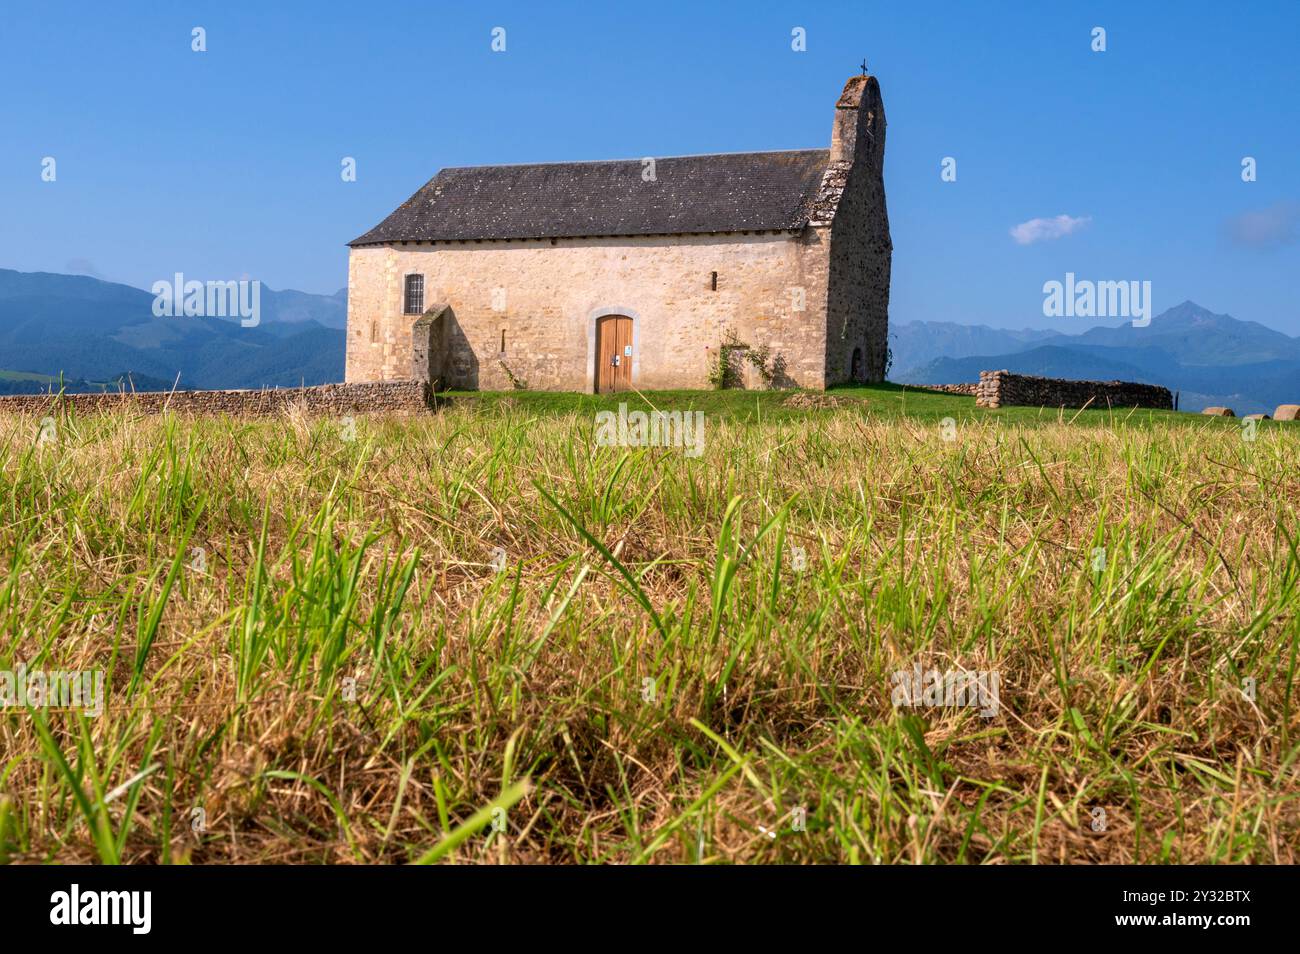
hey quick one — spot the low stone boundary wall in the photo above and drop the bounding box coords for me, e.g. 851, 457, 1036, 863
975, 370, 1172, 410
912, 383, 979, 396
0, 381, 430, 416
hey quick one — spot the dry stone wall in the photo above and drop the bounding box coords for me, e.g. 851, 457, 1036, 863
975, 370, 1172, 410
916, 383, 979, 396
0, 382, 429, 416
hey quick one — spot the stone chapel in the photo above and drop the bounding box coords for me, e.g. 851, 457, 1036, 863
345, 74, 891, 393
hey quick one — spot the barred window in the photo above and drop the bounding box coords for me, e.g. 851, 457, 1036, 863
403, 274, 424, 315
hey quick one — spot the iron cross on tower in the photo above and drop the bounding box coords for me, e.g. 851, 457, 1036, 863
860, 58, 868, 76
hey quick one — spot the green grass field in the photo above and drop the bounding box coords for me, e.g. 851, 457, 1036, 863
0, 385, 1296, 863
445, 382, 1232, 428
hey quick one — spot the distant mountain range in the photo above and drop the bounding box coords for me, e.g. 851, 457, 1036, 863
0, 268, 345, 393
4, 270, 1297, 414
892, 301, 1300, 415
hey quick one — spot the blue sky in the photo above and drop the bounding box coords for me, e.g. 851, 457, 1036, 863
2, 1, 1298, 332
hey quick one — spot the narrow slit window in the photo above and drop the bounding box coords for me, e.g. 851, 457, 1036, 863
500, 329, 507, 354
403, 274, 425, 315
710, 271, 718, 291
369, 321, 377, 343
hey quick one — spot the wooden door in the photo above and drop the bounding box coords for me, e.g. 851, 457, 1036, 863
595, 315, 633, 393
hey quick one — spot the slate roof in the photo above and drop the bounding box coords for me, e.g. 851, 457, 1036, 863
349, 149, 831, 245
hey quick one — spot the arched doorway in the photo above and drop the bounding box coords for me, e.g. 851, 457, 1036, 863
850, 347, 864, 383
595, 314, 633, 393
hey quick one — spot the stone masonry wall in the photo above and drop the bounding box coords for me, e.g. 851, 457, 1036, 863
345, 230, 832, 392
819, 75, 891, 385
917, 383, 979, 396
0, 382, 429, 416
975, 371, 1172, 410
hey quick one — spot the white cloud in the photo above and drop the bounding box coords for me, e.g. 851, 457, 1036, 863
1009, 214, 1091, 245
1225, 201, 1300, 248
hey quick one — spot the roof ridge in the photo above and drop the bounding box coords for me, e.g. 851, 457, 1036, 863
435, 148, 828, 173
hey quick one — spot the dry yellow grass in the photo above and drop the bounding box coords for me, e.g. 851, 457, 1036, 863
0, 395, 1297, 863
